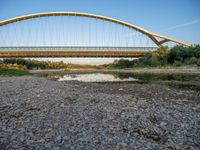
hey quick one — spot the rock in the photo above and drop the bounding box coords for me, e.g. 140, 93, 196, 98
160, 121, 167, 127
10, 134, 17, 140
132, 96, 139, 100
0, 75, 199, 149
117, 142, 128, 149
63, 136, 69, 142
19, 137, 25, 142
54, 136, 62, 143
52, 147, 61, 150
60, 103, 65, 107
119, 88, 123, 91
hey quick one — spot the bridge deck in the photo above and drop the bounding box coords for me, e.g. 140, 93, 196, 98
0, 47, 157, 51
0, 51, 148, 58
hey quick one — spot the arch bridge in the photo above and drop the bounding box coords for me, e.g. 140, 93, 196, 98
0, 12, 190, 58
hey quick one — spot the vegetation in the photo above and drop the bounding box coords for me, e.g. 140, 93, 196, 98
0, 45, 199, 70
0, 58, 103, 70
0, 68, 31, 76
111, 45, 200, 68
1, 59, 68, 70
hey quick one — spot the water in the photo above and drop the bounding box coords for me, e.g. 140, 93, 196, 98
58, 73, 140, 82
50, 72, 200, 91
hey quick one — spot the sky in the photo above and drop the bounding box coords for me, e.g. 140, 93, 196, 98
0, 0, 200, 45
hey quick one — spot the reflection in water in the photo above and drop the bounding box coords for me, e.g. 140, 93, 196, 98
54, 72, 200, 90
58, 73, 139, 82
114, 72, 200, 91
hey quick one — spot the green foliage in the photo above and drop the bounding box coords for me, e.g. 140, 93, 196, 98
185, 57, 198, 65
193, 45, 200, 58
0, 68, 31, 76
155, 46, 169, 65
197, 59, 200, 66
1, 58, 103, 70
1, 45, 200, 70
2, 59, 68, 70
111, 59, 135, 69
168, 45, 200, 65
137, 45, 200, 67
109, 45, 200, 69
138, 53, 152, 66
156, 46, 168, 57
150, 54, 160, 67
173, 61, 182, 67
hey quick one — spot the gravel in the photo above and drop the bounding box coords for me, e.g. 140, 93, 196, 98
0, 76, 200, 149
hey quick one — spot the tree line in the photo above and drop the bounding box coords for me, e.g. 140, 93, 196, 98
112, 45, 200, 68
0, 59, 68, 70
0, 45, 200, 70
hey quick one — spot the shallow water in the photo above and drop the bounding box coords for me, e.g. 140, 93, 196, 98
58, 73, 140, 82
42, 72, 200, 91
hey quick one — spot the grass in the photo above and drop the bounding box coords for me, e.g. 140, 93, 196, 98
151, 80, 200, 91
0, 68, 32, 76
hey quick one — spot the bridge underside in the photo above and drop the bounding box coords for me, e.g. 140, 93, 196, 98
0, 51, 147, 58
0, 47, 154, 58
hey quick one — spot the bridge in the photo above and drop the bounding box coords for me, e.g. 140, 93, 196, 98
0, 12, 190, 58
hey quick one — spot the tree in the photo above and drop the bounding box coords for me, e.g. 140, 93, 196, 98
168, 46, 185, 63
155, 46, 169, 65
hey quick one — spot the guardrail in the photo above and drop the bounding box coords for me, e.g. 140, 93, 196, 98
0, 51, 148, 58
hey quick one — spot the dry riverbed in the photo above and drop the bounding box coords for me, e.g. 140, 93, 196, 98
30, 67, 200, 75
0, 75, 200, 149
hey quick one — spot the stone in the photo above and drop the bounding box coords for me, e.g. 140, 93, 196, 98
160, 122, 167, 127
54, 136, 62, 143
10, 134, 17, 140
0, 75, 199, 149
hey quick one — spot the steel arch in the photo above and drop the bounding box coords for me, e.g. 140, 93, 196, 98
0, 12, 190, 47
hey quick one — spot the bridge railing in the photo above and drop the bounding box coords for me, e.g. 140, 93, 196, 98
0, 46, 157, 51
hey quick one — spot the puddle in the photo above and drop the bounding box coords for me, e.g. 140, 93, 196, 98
58, 73, 140, 82
38, 72, 200, 91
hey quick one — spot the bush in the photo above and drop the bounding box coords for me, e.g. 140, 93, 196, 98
197, 60, 200, 66
155, 46, 169, 65
193, 45, 200, 58
168, 45, 200, 65
173, 61, 182, 67
115, 45, 200, 68
185, 57, 198, 65
150, 54, 160, 66
112, 59, 135, 69
2, 58, 68, 70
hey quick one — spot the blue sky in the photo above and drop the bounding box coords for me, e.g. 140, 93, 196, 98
0, 0, 200, 45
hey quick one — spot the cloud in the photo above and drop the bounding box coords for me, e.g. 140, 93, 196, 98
164, 19, 200, 31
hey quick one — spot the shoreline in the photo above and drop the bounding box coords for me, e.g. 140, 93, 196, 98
29, 67, 200, 75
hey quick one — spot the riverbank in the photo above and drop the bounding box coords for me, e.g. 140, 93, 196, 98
0, 75, 199, 149
29, 67, 200, 75
0, 68, 31, 76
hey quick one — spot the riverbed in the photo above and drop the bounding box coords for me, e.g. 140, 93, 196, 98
0, 71, 200, 149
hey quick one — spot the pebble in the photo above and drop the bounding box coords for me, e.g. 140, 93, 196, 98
0, 76, 199, 149
160, 122, 167, 127
54, 136, 62, 143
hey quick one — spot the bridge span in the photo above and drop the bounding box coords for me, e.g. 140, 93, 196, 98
0, 12, 190, 58
0, 47, 152, 58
